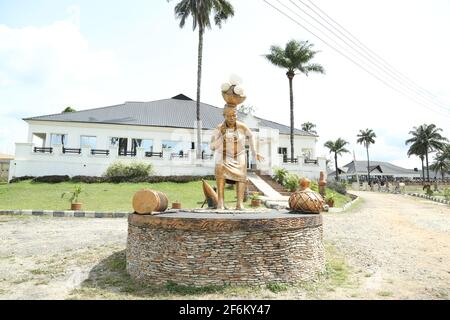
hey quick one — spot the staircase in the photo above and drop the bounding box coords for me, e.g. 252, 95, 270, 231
258, 175, 291, 196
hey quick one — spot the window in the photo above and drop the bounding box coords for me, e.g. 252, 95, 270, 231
131, 139, 153, 153
50, 134, 67, 146
302, 148, 313, 159
201, 142, 211, 154
278, 147, 287, 155
162, 140, 188, 153
80, 136, 97, 149
110, 137, 128, 154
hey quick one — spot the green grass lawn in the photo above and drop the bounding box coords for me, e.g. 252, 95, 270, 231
0, 180, 240, 211
0, 180, 354, 211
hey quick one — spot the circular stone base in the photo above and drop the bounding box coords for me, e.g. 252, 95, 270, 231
126, 210, 325, 287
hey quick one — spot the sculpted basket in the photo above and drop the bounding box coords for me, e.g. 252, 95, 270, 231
289, 178, 324, 214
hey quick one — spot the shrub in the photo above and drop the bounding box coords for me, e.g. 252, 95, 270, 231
32, 175, 70, 183
284, 173, 300, 192
273, 167, 288, 185
425, 186, 433, 196
310, 180, 319, 192
10, 176, 35, 183
327, 180, 347, 195
71, 175, 106, 183
105, 162, 153, 179
443, 188, 450, 200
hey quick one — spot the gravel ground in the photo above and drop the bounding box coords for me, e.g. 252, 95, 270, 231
0, 191, 449, 299
323, 191, 450, 299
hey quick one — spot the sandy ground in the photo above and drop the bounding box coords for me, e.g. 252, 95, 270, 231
0, 191, 449, 299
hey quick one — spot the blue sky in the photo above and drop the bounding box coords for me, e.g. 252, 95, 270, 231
1, 0, 449, 169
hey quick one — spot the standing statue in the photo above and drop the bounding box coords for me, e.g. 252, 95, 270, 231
210, 76, 264, 210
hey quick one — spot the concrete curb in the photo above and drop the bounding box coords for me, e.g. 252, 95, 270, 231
406, 193, 450, 205
328, 193, 360, 213
0, 210, 129, 218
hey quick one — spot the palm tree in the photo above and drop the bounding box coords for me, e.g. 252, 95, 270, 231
301, 122, 317, 134
430, 144, 450, 181
324, 138, 350, 181
406, 140, 426, 183
356, 129, 376, 184
168, 0, 234, 158
406, 124, 448, 182
265, 40, 324, 160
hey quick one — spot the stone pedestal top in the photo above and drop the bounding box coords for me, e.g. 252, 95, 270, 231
129, 210, 322, 232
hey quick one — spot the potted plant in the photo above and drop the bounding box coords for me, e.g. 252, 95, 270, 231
61, 185, 83, 210
325, 192, 335, 207
250, 192, 262, 207
172, 200, 181, 209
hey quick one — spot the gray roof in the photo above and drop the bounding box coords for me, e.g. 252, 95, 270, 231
341, 161, 419, 175
24, 94, 316, 137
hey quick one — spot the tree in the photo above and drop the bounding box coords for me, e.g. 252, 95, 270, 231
430, 144, 450, 181
406, 139, 426, 183
265, 40, 324, 160
301, 122, 317, 134
324, 138, 350, 181
62, 106, 76, 113
168, 0, 234, 159
356, 129, 376, 184
406, 124, 448, 182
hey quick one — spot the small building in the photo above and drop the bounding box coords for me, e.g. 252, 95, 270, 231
10, 94, 327, 181
0, 154, 14, 181
331, 160, 421, 181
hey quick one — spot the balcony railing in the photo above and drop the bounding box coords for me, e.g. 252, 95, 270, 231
63, 147, 81, 154
283, 156, 298, 163
170, 152, 188, 159
34, 147, 53, 154
119, 150, 136, 157
145, 151, 163, 158
304, 158, 318, 164
91, 149, 110, 156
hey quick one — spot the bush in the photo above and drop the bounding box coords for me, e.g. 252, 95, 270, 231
327, 180, 347, 195
284, 173, 300, 192
32, 175, 70, 183
10, 176, 35, 183
71, 175, 106, 183
443, 188, 450, 200
273, 167, 288, 185
105, 162, 153, 179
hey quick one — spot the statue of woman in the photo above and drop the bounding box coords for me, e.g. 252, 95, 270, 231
210, 106, 264, 210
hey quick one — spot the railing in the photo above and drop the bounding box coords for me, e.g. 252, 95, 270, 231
170, 152, 188, 159
91, 149, 110, 156
145, 151, 163, 158
201, 153, 214, 160
304, 158, 318, 164
283, 157, 298, 163
63, 147, 81, 154
119, 150, 136, 157
34, 147, 53, 154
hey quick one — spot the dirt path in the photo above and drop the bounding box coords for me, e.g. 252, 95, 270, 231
323, 191, 450, 299
0, 192, 449, 299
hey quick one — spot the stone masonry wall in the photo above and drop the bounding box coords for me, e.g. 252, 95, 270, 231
126, 212, 325, 286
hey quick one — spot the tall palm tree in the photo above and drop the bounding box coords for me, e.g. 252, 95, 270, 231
301, 122, 317, 134
430, 144, 450, 181
324, 138, 350, 181
356, 129, 376, 184
406, 141, 426, 183
169, 0, 234, 158
265, 40, 324, 160
406, 124, 448, 182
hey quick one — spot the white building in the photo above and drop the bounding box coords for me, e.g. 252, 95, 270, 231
9, 94, 326, 181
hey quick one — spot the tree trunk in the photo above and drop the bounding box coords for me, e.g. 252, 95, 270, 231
196, 27, 204, 159
335, 153, 338, 181
420, 156, 425, 184
366, 145, 370, 184
287, 72, 295, 161
425, 150, 430, 182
